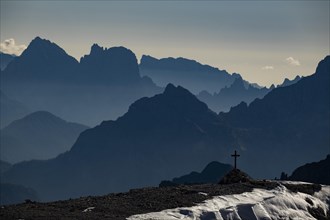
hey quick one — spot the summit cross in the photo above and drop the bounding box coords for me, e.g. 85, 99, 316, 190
231, 150, 240, 169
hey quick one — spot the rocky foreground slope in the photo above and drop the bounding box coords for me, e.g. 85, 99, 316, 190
0, 181, 328, 220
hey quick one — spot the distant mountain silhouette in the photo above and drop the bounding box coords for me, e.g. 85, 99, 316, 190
1, 37, 161, 126
0, 52, 15, 71
198, 76, 270, 113
220, 56, 330, 177
2, 37, 79, 83
0, 183, 39, 205
277, 75, 302, 88
160, 161, 232, 186
1, 39, 329, 202
0, 90, 30, 128
2, 55, 329, 201
0, 111, 89, 163
2, 84, 236, 201
289, 155, 330, 185
80, 44, 141, 84
139, 55, 242, 94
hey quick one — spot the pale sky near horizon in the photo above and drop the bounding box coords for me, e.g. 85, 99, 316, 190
1, 0, 329, 87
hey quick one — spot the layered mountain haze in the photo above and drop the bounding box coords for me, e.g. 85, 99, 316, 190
139, 55, 241, 94
139, 55, 273, 113
220, 56, 330, 178
277, 75, 302, 88
0, 111, 89, 163
2, 84, 237, 201
80, 44, 141, 84
2, 37, 79, 83
2, 53, 329, 201
0, 37, 161, 126
198, 76, 270, 113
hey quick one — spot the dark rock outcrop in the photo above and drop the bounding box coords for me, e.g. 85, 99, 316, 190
289, 155, 330, 185
219, 169, 252, 184
160, 161, 232, 186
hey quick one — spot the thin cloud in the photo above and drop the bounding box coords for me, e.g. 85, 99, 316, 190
0, 38, 27, 56
285, 57, 300, 66
262, 66, 274, 70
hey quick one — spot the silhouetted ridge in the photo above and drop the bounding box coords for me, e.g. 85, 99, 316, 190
124, 83, 210, 122
198, 75, 269, 113
80, 44, 140, 83
141, 55, 218, 72
90, 43, 104, 55
1, 37, 161, 126
218, 55, 330, 179
1, 111, 88, 163
289, 155, 330, 185
315, 55, 330, 79
278, 76, 301, 88
221, 55, 330, 128
9, 111, 65, 126
3, 37, 78, 82
163, 83, 196, 97
159, 161, 232, 186
230, 76, 245, 89
22, 37, 77, 63
139, 55, 238, 94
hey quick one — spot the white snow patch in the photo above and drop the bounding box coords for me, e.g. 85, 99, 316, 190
198, 192, 208, 196
82, 207, 95, 212
127, 184, 330, 220
275, 180, 314, 185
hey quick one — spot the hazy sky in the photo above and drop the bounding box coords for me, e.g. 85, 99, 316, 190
1, 0, 329, 86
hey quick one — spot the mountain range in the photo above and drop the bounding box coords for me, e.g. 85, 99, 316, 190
1, 37, 162, 126
160, 161, 232, 186
277, 75, 302, 88
2, 55, 329, 202
2, 84, 237, 201
219, 56, 330, 178
1, 37, 297, 126
0, 111, 89, 163
198, 76, 270, 113
139, 55, 245, 94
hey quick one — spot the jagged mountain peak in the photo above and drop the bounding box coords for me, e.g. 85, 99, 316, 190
90, 43, 104, 55
3, 111, 74, 131
163, 83, 193, 96
230, 76, 245, 88
23, 37, 73, 60
125, 83, 210, 120
83, 44, 136, 59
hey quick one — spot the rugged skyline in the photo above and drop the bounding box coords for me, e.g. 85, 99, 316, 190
1, 1, 329, 86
